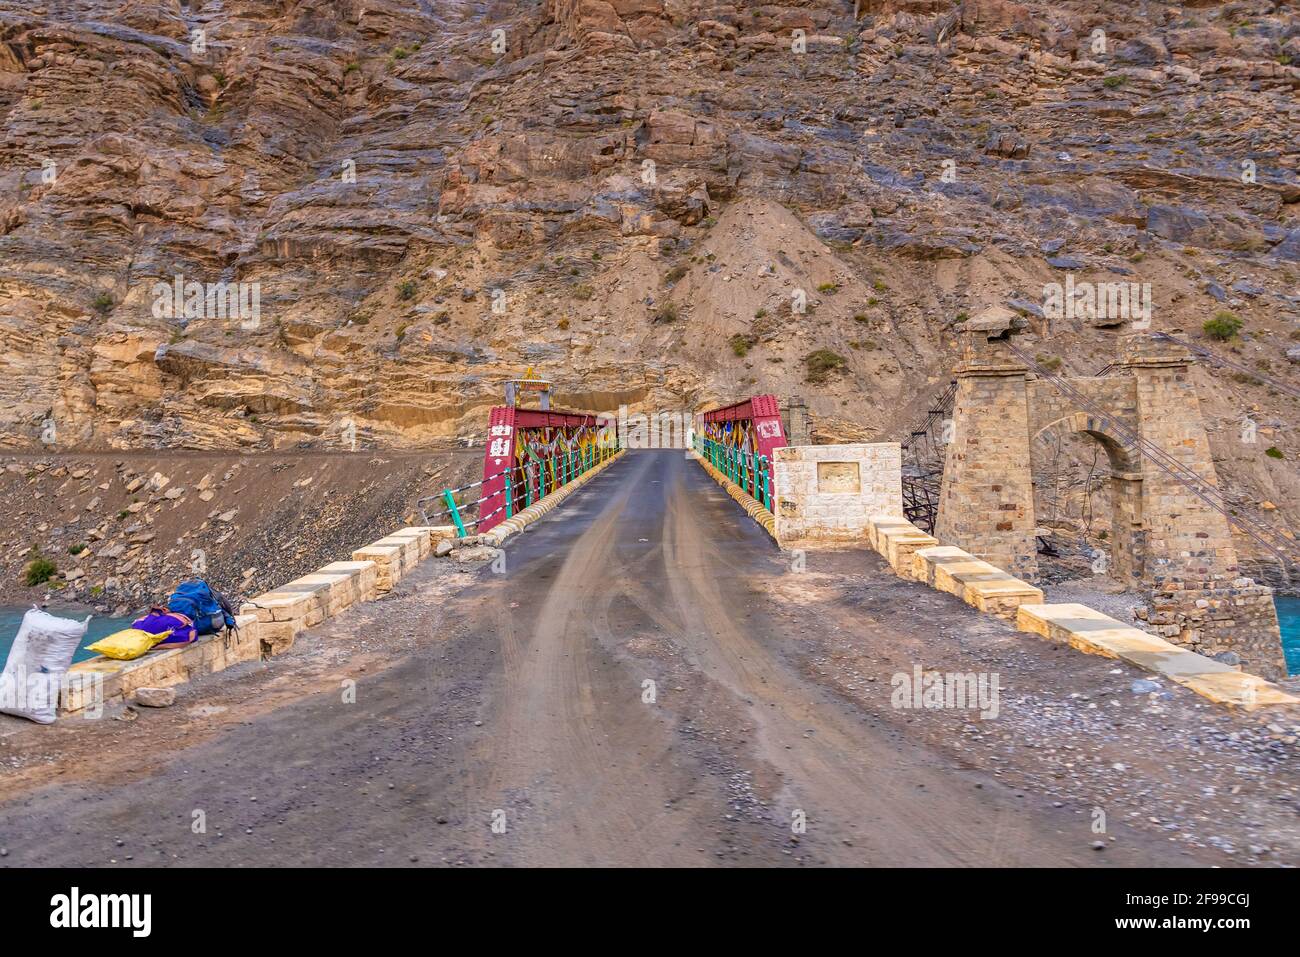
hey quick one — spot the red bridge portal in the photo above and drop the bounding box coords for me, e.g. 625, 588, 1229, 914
696, 394, 788, 462
478, 405, 615, 533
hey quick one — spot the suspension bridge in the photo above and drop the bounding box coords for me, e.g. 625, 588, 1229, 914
414, 326, 1295, 681
4, 346, 1294, 869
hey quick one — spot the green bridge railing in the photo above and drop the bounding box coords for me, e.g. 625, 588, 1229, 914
694, 435, 773, 511
418, 442, 621, 537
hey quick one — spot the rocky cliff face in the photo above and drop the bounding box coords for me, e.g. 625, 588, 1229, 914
0, 1, 1297, 543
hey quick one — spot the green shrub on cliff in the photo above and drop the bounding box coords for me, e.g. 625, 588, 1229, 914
1203, 311, 1242, 341
23, 554, 57, 587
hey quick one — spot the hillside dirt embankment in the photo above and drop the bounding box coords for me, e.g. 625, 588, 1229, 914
0, 449, 483, 614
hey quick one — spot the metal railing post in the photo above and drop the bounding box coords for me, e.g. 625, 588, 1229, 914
443, 489, 466, 538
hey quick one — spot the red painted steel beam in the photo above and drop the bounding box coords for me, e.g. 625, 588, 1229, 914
478, 406, 519, 534
697, 394, 788, 462
509, 408, 603, 429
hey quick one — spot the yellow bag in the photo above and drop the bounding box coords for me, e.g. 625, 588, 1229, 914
86, 628, 170, 661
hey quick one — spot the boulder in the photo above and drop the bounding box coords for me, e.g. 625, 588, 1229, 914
135, 687, 177, 708
453, 545, 500, 563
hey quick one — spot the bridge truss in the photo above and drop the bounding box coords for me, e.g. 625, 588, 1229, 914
899, 382, 956, 533
694, 394, 788, 509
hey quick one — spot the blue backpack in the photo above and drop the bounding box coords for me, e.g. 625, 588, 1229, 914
167, 580, 236, 635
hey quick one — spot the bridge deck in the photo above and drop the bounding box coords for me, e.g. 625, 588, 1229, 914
0, 451, 1274, 867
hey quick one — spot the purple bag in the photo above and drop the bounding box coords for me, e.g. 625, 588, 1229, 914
132, 607, 197, 648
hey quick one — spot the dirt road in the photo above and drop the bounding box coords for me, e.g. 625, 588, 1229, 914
0, 451, 1292, 866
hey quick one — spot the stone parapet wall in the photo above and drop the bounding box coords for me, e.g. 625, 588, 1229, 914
59, 465, 625, 718
1140, 581, 1287, 680
868, 515, 1295, 711
773, 443, 901, 547
1018, 603, 1296, 711
63, 526, 440, 715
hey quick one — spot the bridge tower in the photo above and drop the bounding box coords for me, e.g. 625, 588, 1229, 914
934, 331, 1038, 582
934, 328, 1286, 678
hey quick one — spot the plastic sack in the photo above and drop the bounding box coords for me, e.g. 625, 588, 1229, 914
86, 627, 169, 661
0, 607, 91, 725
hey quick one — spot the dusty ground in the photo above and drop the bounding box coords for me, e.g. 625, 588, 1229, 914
0, 451, 1295, 867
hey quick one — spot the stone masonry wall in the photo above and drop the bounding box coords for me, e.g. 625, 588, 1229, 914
773, 443, 901, 547
1140, 583, 1287, 680
935, 351, 1039, 582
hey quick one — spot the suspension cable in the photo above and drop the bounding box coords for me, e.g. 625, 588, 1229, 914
1004, 340, 1296, 575
1150, 332, 1300, 402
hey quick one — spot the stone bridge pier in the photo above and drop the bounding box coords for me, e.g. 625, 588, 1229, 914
936, 332, 1286, 678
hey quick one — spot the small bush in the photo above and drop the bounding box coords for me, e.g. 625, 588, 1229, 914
729, 333, 755, 357
395, 322, 410, 341
853, 313, 869, 323
396, 280, 417, 301
816, 282, 839, 294
68, 542, 86, 555
1265, 446, 1284, 460
557, 318, 570, 330
654, 302, 679, 324
1203, 311, 1242, 341
23, 554, 57, 587
754, 308, 768, 319
804, 349, 847, 383
572, 284, 594, 300
1036, 354, 1063, 371
664, 264, 689, 285
1102, 75, 1127, 88
92, 293, 114, 314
